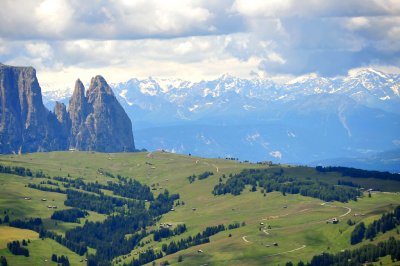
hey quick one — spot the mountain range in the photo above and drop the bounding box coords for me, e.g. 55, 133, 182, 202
0, 63, 135, 154
41, 68, 400, 171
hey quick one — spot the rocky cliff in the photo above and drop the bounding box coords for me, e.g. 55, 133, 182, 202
0, 64, 135, 154
68, 76, 135, 152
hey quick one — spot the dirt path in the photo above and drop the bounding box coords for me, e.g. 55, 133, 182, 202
203, 161, 219, 172
339, 207, 352, 217
265, 245, 307, 257
242, 236, 251, 243
323, 203, 352, 217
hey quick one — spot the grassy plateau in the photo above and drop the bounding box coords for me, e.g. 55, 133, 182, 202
0, 151, 399, 265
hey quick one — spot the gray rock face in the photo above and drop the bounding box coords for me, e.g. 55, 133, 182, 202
0, 64, 135, 154
0, 64, 66, 153
68, 76, 135, 152
54, 101, 71, 148
68, 79, 89, 149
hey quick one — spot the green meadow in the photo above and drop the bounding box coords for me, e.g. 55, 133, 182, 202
0, 151, 399, 265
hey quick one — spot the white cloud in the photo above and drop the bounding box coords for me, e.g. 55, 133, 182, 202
35, 0, 73, 36
25, 42, 53, 59
232, 0, 292, 17
0, 0, 399, 85
267, 52, 286, 65
345, 17, 370, 30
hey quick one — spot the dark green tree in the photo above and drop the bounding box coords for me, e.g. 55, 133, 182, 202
351, 222, 365, 245
0, 256, 7, 266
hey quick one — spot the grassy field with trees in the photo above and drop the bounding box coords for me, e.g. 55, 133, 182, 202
0, 151, 399, 265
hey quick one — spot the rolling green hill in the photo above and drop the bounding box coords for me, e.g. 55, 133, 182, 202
0, 151, 399, 266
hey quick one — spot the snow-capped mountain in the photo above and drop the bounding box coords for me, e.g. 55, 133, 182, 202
109, 68, 400, 120
42, 68, 400, 170
43, 68, 400, 119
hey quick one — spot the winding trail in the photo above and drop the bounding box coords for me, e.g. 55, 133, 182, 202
323, 203, 352, 217
339, 207, 352, 217
242, 236, 251, 243
259, 203, 352, 240
202, 161, 219, 173
265, 245, 307, 257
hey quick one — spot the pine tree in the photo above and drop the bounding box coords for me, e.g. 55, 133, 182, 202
0, 256, 7, 266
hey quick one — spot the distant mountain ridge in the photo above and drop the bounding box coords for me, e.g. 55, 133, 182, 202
310, 148, 400, 173
42, 68, 400, 170
44, 68, 400, 123
0, 64, 135, 154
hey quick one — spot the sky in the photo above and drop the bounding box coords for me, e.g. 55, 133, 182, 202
1, 0, 400, 90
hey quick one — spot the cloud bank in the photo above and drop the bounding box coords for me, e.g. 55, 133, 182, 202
0, 0, 399, 88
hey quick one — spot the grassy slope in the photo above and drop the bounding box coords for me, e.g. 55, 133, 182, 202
0, 151, 399, 266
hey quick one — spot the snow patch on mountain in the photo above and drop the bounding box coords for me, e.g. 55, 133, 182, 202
139, 81, 158, 96
119, 89, 134, 106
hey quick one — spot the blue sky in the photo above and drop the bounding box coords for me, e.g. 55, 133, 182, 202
0, 0, 399, 89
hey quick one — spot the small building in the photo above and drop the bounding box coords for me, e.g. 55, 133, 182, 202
327, 217, 339, 224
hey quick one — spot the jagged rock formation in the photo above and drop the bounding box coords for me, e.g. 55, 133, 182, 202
68, 79, 88, 149
0, 63, 135, 154
68, 76, 135, 152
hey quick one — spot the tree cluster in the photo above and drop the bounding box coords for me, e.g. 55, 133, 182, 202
125, 249, 163, 266
289, 236, 400, 266
51, 208, 88, 223
350, 222, 366, 245
8, 166, 183, 265
39, 229, 87, 256
351, 206, 400, 244
316, 166, 400, 181
187, 171, 214, 183
161, 224, 226, 255
7, 241, 29, 257
149, 190, 180, 217
213, 168, 361, 202
0, 256, 7, 266
153, 224, 187, 241
337, 180, 360, 188
64, 189, 145, 214
0, 164, 47, 178
27, 183, 65, 194
9, 218, 42, 231
51, 254, 70, 266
